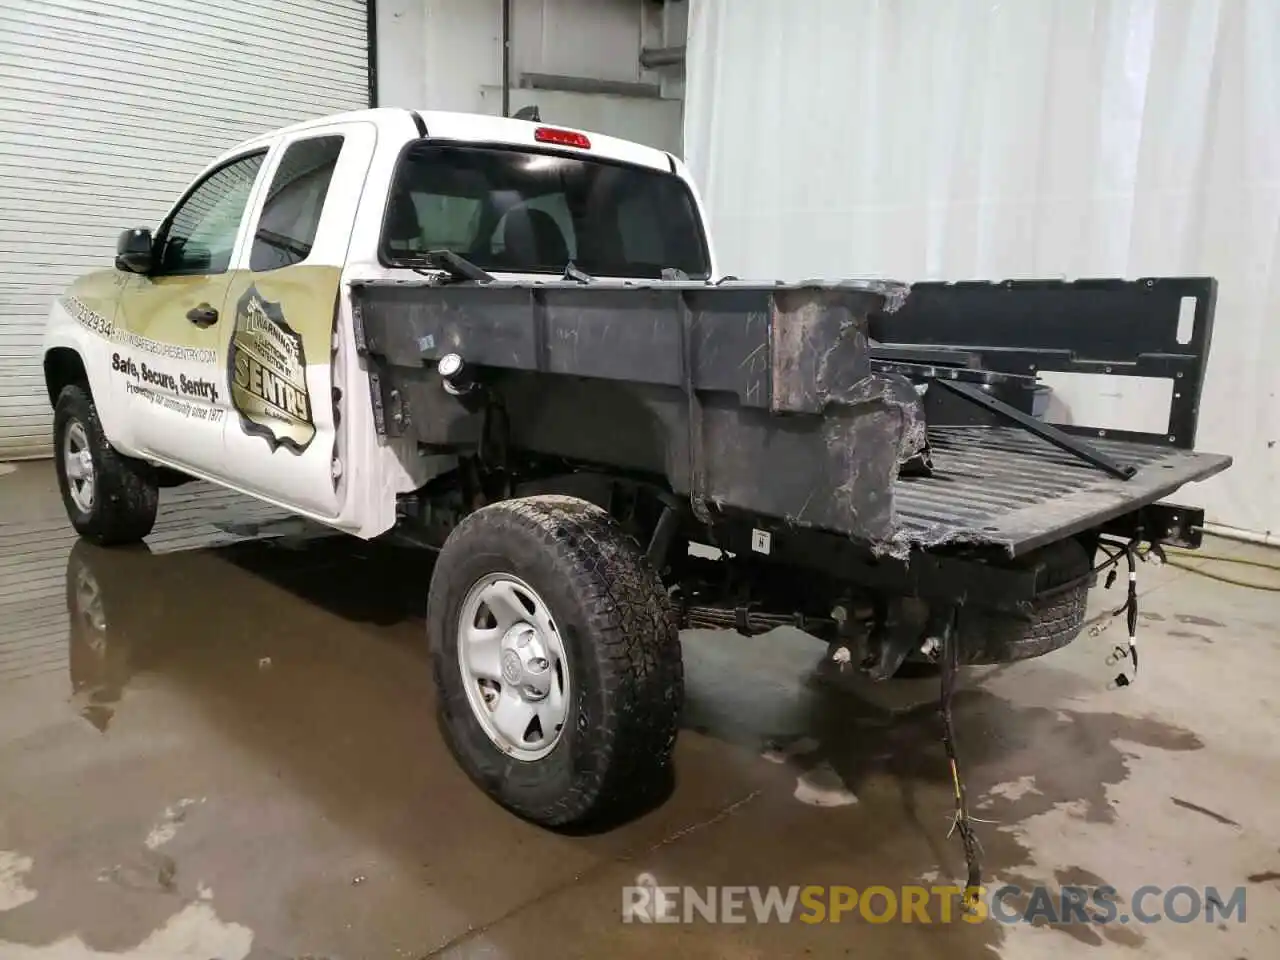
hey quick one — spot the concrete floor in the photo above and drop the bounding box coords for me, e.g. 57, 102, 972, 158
0, 461, 1278, 959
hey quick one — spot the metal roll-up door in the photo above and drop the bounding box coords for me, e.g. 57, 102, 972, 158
0, 0, 369, 459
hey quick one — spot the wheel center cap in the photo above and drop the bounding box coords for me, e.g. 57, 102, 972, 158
501, 649, 524, 685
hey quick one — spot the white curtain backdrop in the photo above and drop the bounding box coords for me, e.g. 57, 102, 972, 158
684, 0, 1280, 536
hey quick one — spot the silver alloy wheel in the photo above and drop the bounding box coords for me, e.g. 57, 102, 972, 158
63, 420, 96, 513
457, 572, 570, 761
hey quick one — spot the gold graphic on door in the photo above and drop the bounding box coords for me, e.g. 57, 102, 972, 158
228, 285, 316, 453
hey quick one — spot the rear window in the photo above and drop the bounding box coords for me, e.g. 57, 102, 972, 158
380, 143, 711, 279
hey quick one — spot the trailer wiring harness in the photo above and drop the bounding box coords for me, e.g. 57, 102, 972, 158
938, 611, 984, 910
942, 535, 1146, 912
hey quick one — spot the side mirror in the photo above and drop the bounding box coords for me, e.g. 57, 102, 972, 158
115, 228, 154, 274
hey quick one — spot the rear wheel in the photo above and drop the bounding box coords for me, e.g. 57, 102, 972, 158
428, 495, 683, 827
54, 384, 158, 545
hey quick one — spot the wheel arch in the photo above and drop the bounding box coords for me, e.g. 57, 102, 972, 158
43, 338, 135, 456
44, 346, 89, 406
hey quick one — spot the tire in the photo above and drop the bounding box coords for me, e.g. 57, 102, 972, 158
427, 495, 683, 827
54, 384, 158, 545
958, 537, 1092, 665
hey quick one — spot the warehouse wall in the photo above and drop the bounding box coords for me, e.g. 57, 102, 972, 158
684, 0, 1280, 537
0, 0, 369, 459
377, 0, 686, 153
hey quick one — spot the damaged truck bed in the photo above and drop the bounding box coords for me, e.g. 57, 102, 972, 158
351, 274, 1230, 561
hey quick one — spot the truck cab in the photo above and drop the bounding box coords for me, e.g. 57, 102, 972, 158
42, 107, 716, 542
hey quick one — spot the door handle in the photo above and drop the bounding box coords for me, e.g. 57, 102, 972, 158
186, 303, 218, 327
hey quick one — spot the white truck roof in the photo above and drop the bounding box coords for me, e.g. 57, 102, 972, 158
224, 107, 676, 174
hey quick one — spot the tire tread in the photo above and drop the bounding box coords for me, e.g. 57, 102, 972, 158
54, 384, 158, 545
960, 538, 1091, 664
428, 495, 682, 826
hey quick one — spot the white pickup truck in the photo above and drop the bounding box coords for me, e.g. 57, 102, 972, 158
42, 108, 1231, 832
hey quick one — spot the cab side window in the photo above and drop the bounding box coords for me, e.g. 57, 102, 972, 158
250, 136, 345, 272
155, 152, 265, 276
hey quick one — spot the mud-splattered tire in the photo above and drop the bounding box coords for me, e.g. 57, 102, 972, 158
428, 495, 683, 827
54, 384, 158, 546
958, 538, 1092, 665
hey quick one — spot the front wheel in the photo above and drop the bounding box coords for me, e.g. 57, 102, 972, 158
427, 495, 683, 827
54, 384, 158, 545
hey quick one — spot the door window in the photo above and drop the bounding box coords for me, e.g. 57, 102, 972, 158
250, 136, 345, 272
154, 152, 266, 276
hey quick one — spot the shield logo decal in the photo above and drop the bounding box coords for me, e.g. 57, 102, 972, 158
228, 285, 316, 453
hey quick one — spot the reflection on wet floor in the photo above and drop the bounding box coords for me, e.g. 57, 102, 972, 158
0, 483, 291, 686
1, 510, 998, 957
63, 534, 425, 733
1, 470, 1278, 959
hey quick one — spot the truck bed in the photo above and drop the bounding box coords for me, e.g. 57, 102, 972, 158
895, 426, 1231, 556
351, 274, 1231, 555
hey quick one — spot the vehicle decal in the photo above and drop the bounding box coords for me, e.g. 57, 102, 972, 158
59, 270, 124, 338
58, 265, 339, 443
60, 276, 217, 363
113, 330, 217, 364
227, 284, 316, 453
103, 349, 225, 424
61, 295, 115, 339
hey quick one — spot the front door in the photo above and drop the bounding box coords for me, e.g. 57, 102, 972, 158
115, 150, 267, 474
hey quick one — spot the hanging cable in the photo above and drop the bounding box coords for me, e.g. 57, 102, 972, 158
1105, 543, 1139, 687
938, 610, 982, 910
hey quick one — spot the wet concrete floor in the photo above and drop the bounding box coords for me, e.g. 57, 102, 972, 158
0, 461, 1278, 958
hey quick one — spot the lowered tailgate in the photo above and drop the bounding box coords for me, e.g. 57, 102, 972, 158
894, 425, 1230, 557
872, 275, 1232, 555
